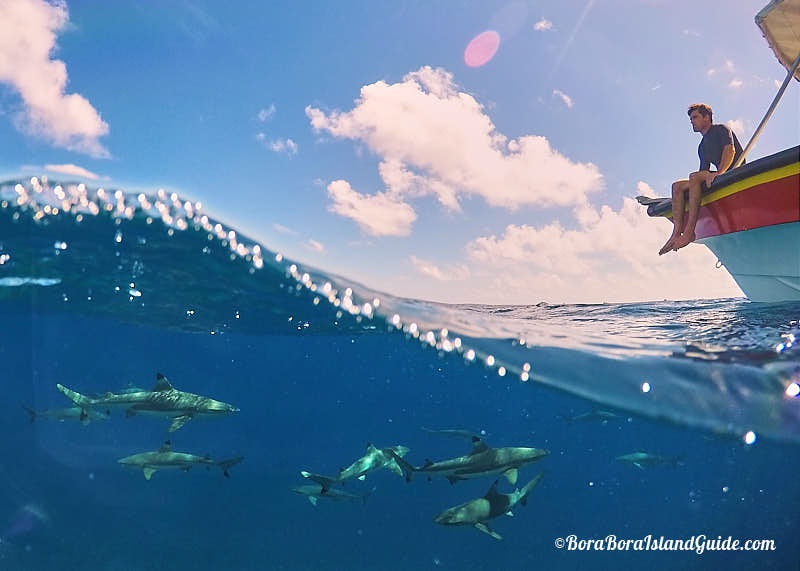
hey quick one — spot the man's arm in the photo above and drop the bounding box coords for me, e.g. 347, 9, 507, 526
716, 144, 735, 174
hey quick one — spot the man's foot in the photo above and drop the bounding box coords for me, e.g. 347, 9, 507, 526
672, 231, 696, 251
658, 235, 678, 256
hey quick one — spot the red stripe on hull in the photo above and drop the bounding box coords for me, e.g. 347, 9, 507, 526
694, 174, 800, 240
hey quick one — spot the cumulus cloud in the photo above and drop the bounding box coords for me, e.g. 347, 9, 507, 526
268, 138, 298, 155
728, 78, 743, 89
463, 193, 741, 303
533, 19, 552, 31
326, 179, 417, 236
306, 65, 602, 234
552, 89, 573, 108
409, 255, 470, 281
0, 0, 109, 157
44, 163, 99, 180
257, 104, 276, 121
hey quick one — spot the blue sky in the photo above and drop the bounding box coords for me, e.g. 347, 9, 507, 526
1, 0, 797, 303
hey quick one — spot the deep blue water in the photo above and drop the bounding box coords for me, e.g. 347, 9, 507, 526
0, 178, 799, 570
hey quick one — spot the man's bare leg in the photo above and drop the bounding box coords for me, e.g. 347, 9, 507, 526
658, 179, 689, 255
672, 172, 705, 250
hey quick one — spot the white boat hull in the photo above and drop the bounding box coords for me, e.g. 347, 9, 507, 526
698, 222, 800, 302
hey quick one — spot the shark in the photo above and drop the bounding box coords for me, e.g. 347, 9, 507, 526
570, 410, 621, 424
292, 472, 374, 506
616, 451, 685, 470
117, 441, 243, 480
433, 473, 544, 540
336, 443, 410, 482
391, 436, 549, 485
56, 373, 239, 432
23, 404, 110, 425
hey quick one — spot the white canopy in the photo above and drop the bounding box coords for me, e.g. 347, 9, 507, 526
757, 0, 800, 80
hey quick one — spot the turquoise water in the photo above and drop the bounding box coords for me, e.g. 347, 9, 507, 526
1, 178, 798, 570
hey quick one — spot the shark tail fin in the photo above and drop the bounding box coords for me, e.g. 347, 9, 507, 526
22, 405, 37, 423
387, 450, 415, 483
362, 487, 376, 505
519, 472, 544, 507
56, 384, 94, 408
218, 457, 244, 478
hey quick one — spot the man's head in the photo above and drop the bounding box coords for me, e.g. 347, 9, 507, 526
687, 103, 713, 132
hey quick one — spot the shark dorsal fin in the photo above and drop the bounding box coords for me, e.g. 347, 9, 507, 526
470, 436, 489, 455
158, 440, 171, 453
484, 479, 501, 499
153, 373, 173, 391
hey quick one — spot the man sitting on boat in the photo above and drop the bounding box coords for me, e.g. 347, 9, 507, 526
658, 103, 744, 255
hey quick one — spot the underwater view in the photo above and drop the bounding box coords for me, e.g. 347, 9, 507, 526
0, 178, 798, 570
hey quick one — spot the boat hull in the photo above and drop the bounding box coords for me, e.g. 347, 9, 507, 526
645, 146, 799, 302
698, 222, 800, 302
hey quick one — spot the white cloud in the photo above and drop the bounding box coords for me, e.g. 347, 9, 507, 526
682, 29, 701, 38
268, 138, 298, 155
636, 180, 657, 198
706, 68, 716, 77
306, 239, 325, 253
725, 119, 744, 135
306, 66, 602, 224
326, 179, 417, 237
272, 223, 297, 235
463, 192, 741, 303
44, 163, 99, 180
409, 255, 470, 281
552, 89, 574, 108
728, 78, 743, 89
0, 0, 109, 157
533, 19, 552, 31
725, 118, 752, 141
257, 104, 276, 121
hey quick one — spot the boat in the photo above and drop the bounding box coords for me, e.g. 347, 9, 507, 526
639, 0, 800, 302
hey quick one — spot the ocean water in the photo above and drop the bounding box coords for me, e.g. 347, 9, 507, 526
0, 178, 798, 571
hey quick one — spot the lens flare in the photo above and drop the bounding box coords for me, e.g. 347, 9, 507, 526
464, 31, 500, 68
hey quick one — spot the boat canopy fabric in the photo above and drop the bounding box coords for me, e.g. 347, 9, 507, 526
757, 0, 800, 80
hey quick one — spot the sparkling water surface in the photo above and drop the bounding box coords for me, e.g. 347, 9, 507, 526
1, 178, 798, 570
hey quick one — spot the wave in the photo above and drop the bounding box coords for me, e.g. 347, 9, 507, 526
2, 177, 799, 443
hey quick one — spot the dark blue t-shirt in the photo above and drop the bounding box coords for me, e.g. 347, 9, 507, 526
698, 124, 744, 171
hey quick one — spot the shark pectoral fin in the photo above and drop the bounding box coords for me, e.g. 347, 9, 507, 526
474, 523, 502, 540
125, 409, 137, 418
387, 461, 403, 477
504, 468, 518, 485
634, 462, 644, 470
168, 415, 192, 433
307, 496, 318, 506
505, 510, 514, 517
446, 476, 459, 485
143, 468, 156, 480
80, 412, 90, 426
357, 475, 366, 481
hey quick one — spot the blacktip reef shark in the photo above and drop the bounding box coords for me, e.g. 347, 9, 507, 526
117, 441, 243, 480
23, 404, 110, 425
56, 373, 239, 432
391, 436, 549, 485
293, 472, 374, 506
433, 473, 544, 540
569, 410, 622, 424
336, 443, 410, 482
616, 451, 685, 470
